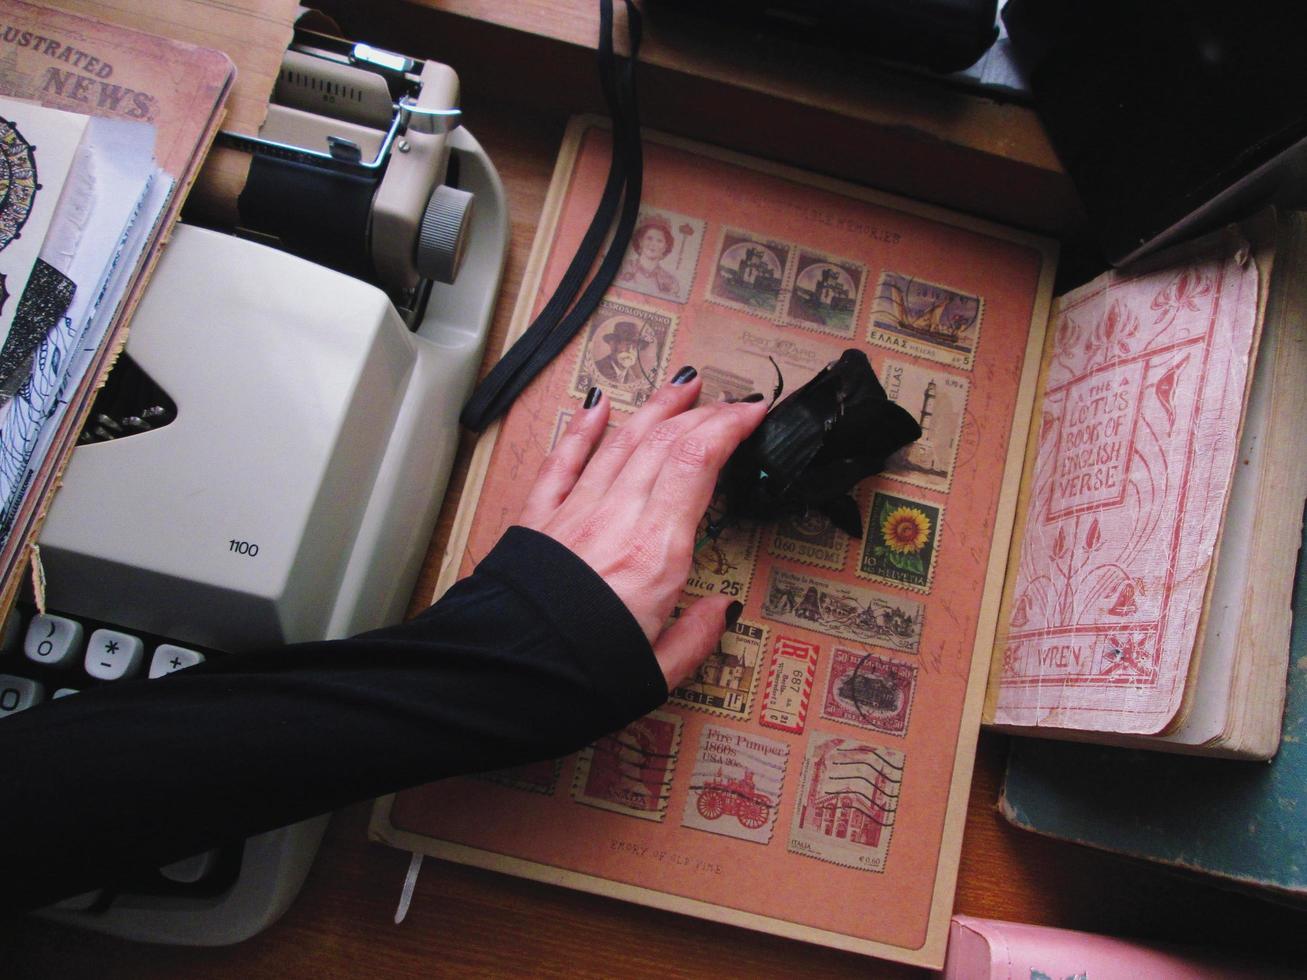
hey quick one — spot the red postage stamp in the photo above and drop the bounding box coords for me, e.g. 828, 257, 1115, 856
759, 636, 820, 734
681, 725, 789, 844
572, 710, 683, 822
821, 647, 917, 736
789, 733, 904, 872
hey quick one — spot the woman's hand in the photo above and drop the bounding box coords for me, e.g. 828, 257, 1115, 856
518, 369, 767, 688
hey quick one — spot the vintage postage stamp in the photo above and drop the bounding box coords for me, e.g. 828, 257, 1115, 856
867, 270, 984, 371
572, 710, 683, 822
781, 247, 866, 339
685, 492, 759, 604
475, 757, 562, 795
879, 358, 970, 494
788, 733, 905, 873
614, 206, 705, 305
761, 566, 924, 654
767, 508, 851, 571
572, 298, 676, 411
858, 490, 943, 594
759, 636, 820, 734
681, 725, 789, 844
679, 312, 843, 404
669, 612, 767, 721
821, 648, 918, 736
706, 227, 793, 319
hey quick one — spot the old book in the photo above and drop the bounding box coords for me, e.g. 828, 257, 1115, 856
0, 0, 234, 612
985, 212, 1307, 759
942, 915, 1292, 979
371, 116, 1058, 970
997, 514, 1307, 902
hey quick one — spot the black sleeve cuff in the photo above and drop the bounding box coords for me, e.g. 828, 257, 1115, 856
472, 526, 668, 721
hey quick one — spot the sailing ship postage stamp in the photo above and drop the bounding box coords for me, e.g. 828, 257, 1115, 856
867, 270, 984, 371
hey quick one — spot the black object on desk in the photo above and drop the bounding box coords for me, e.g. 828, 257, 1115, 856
647, 0, 999, 74
1005, 0, 1307, 266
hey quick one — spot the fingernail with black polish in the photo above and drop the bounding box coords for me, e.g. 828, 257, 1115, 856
584, 386, 602, 409
671, 365, 698, 385
724, 600, 744, 630
740, 392, 765, 403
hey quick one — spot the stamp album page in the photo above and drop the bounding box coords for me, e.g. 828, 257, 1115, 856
372, 119, 1055, 968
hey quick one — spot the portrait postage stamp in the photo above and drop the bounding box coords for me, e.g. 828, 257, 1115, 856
573, 298, 676, 411
759, 636, 820, 734
879, 358, 971, 494
572, 710, 683, 822
685, 492, 759, 604
789, 733, 904, 873
475, 757, 562, 795
761, 566, 923, 654
706, 227, 793, 319
821, 648, 918, 737
669, 612, 767, 721
781, 247, 866, 339
767, 508, 850, 571
682, 725, 789, 845
614, 206, 705, 305
867, 270, 984, 371
858, 490, 943, 594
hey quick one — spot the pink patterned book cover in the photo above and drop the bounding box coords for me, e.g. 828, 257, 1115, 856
993, 233, 1261, 734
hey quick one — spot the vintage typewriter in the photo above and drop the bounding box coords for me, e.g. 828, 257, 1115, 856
0, 26, 507, 944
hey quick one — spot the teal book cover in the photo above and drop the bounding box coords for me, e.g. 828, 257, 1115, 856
999, 520, 1307, 898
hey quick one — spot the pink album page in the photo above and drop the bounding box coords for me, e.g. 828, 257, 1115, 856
373, 119, 1055, 967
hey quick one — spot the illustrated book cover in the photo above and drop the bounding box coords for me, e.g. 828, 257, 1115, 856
370, 117, 1057, 969
0, 0, 235, 612
986, 211, 1307, 757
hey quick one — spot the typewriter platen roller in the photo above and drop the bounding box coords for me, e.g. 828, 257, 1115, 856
219, 25, 474, 322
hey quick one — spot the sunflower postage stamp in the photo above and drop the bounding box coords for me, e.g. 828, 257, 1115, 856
858, 490, 943, 594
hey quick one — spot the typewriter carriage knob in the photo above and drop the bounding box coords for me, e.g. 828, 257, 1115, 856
415, 184, 474, 285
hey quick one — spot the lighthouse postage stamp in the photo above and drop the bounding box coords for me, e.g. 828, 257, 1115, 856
878, 358, 971, 494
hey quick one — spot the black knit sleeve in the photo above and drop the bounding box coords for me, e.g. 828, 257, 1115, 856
0, 527, 667, 910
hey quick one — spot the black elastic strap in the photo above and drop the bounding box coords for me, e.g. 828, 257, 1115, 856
459, 0, 643, 432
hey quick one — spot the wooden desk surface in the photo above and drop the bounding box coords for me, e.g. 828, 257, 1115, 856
6, 5, 1307, 975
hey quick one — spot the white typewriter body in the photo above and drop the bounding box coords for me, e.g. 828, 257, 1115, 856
25, 34, 508, 946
